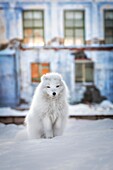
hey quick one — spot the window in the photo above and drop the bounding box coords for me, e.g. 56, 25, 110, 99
75, 60, 94, 83
104, 10, 113, 44
23, 10, 44, 46
64, 10, 85, 45
31, 63, 50, 82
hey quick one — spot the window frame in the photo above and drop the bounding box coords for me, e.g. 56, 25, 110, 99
75, 60, 94, 83
64, 10, 85, 45
31, 62, 50, 83
22, 10, 45, 46
104, 10, 113, 44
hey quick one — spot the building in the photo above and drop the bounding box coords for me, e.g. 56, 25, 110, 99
0, 0, 113, 106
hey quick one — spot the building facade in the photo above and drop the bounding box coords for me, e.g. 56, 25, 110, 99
0, 0, 113, 106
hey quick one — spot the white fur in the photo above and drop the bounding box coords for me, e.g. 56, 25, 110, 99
25, 72, 69, 139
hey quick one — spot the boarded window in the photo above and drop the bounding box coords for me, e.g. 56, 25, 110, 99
104, 10, 113, 44
31, 63, 50, 82
75, 60, 94, 83
23, 10, 44, 46
64, 10, 85, 45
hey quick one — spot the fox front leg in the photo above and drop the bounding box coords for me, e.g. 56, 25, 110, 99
53, 117, 65, 137
43, 116, 53, 139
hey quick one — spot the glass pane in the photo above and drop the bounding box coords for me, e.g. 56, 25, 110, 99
24, 20, 33, 27
24, 29, 33, 37
23, 37, 29, 44
42, 63, 50, 67
105, 20, 113, 27
75, 63, 83, 82
75, 19, 83, 27
34, 29, 43, 37
65, 12, 74, 19
34, 37, 44, 46
75, 37, 84, 45
75, 29, 84, 37
105, 11, 113, 19
64, 38, 74, 45
28, 38, 34, 45
106, 37, 113, 44
42, 68, 50, 75
65, 29, 74, 37
24, 11, 32, 19
105, 29, 113, 36
33, 11, 42, 19
65, 20, 74, 27
85, 63, 94, 82
34, 20, 43, 27
75, 12, 83, 19
24, 37, 34, 46
31, 63, 39, 78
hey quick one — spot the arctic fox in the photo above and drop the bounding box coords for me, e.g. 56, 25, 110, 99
25, 72, 69, 139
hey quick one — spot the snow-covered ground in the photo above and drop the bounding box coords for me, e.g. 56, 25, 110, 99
0, 100, 113, 170
0, 119, 113, 170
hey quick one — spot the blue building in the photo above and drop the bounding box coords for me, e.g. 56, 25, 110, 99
0, 0, 113, 106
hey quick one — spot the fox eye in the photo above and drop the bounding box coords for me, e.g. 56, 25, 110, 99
46, 86, 50, 88
56, 85, 60, 88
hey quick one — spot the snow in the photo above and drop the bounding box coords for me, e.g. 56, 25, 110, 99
0, 107, 28, 116
69, 100, 113, 116
0, 119, 113, 170
0, 100, 113, 117
69, 103, 113, 116
100, 100, 113, 109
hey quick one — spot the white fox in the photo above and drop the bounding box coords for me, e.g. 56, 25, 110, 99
25, 72, 69, 139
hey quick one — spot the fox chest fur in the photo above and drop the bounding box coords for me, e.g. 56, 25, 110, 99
44, 99, 65, 123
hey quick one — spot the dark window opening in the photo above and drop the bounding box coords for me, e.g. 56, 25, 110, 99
104, 10, 113, 44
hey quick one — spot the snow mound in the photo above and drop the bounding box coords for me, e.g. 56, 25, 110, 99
69, 101, 113, 116
100, 100, 113, 109
69, 104, 91, 115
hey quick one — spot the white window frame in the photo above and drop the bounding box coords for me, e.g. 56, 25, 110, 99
19, 3, 50, 46
58, 3, 91, 46
98, 3, 113, 42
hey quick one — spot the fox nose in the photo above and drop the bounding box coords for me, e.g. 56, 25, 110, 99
53, 92, 56, 96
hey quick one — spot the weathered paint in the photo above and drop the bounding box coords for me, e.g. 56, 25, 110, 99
93, 51, 113, 101
19, 48, 75, 103
0, 0, 113, 42
0, 49, 20, 106
0, 0, 113, 105
0, 9, 7, 44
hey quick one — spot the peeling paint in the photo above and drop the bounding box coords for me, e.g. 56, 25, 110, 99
0, 0, 113, 105
0, 9, 7, 44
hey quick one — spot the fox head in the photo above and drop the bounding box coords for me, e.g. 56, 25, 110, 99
40, 72, 68, 99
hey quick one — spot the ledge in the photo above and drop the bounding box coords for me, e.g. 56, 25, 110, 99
69, 115, 113, 120
0, 116, 25, 125
0, 115, 113, 125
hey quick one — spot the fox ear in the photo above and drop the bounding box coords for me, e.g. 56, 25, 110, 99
56, 73, 63, 81
41, 74, 49, 82
59, 74, 63, 80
